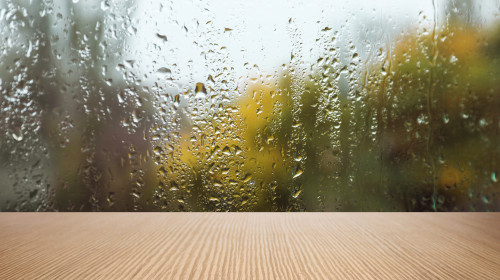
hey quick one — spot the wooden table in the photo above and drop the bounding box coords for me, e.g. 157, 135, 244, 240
1, 213, 499, 279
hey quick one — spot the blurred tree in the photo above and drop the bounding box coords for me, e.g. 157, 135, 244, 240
2, 0, 498, 211
359, 9, 500, 210
0, 0, 157, 211
161, 18, 500, 211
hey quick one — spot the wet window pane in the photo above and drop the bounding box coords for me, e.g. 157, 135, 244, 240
1, 0, 499, 211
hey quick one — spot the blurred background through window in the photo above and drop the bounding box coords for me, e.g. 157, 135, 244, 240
0, 0, 499, 211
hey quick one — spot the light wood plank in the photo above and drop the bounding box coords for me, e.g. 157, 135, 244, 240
1, 213, 499, 279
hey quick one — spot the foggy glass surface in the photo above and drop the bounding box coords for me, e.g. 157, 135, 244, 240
0, 0, 499, 211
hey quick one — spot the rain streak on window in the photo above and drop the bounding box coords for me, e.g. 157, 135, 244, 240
0, 0, 499, 211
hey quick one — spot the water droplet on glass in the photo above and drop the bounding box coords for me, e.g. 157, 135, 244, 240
101, 1, 110, 11
442, 113, 449, 124
12, 130, 23, 141
156, 33, 168, 42
292, 189, 302, 199
195, 82, 207, 97
242, 174, 252, 183
293, 168, 303, 179
158, 67, 171, 74
449, 54, 458, 63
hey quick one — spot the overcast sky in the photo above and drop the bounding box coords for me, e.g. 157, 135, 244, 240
128, 0, 499, 88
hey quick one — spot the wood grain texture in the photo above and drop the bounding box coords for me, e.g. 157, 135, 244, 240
0, 213, 499, 279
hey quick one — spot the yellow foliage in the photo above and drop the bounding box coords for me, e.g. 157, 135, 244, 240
438, 166, 471, 192
172, 78, 288, 195
239, 81, 283, 147
439, 28, 479, 61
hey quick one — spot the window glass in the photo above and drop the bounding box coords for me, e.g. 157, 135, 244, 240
1, 0, 499, 211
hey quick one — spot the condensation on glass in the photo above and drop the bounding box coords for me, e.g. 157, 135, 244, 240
0, 0, 499, 211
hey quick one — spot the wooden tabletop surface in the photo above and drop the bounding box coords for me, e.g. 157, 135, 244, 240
1, 213, 499, 279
